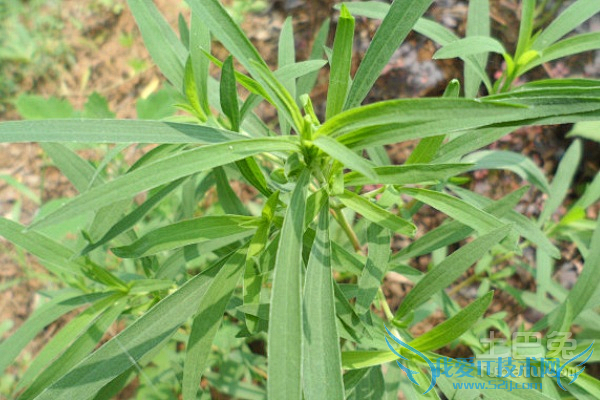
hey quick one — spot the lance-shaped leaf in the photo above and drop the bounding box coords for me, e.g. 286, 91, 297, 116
187, 0, 304, 132
182, 250, 246, 400
395, 225, 511, 319
18, 300, 127, 400
316, 92, 600, 149
409, 292, 494, 352
190, 11, 211, 117
343, 0, 434, 109
449, 185, 561, 259
0, 290, 114, 376
433, 36, 506, 60
31, 254, 234, 400
220, 56, 241, 131
464, 0, 490, 98
326, 5, 354, 120
0, 120, 246, 144
28, 137, 299, 229
278, 16, 296, 135
16, 294, 122, 389
80, 179, 186, 255
406, 79, 460, 165
538, 140, 582, 226
392, 187, 528, 261
531, 0, 600, 51
297, 18, 330, 97
128, 0, 187, 89
523, 32, 600, 75
400, 188, 505, 234
313, 136, 376, 180
268, 171, 310, 400
345, 163, 471, 186
463, 150, 550, 193
355, 224, 390, 314
338, 190, 416, 236
303, 203, 345, 400
0, 217, 86, 277
111, 215, 260, 258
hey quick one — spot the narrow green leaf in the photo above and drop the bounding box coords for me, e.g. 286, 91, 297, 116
187, 0, 304, 132
184, 57, 207, 121
0, 217, 86, 276
17, 294, 124, 394
249, 59, 305, 133
449, 185, 561, 259
178, 13, 190, 48
345, 164, 472, 186
355, 224, 390, 314
435, 126, 515, 163
278, 16, 296, 135
80, 179, 185, 255
214, 167, 248, 215
19, 300, 127, 400
326, 5, 354, 120
268, 170, 309, 400
337, 3, 493, 92
532, 0, 600, 51
464, 0, 490, 98
434, 36, 506, 60
303, 203, 345, 400
514, 0, 535, 62
564, 219, 600, 318
313, 136, 376, 180
40, 143, 99, 193
182, 250, 245, 400
342, 350, 396, 370
28, 137, 299, 229
344, 0, 434, 109
568, 120, 600, 143
0, 120, 247, 144
409, 291, 493, 352
333, 282, 374, 343
523, 32, 600, 74
338, 190, 416, 236
395, 225, 510, 318
462, 150, 551, 193
319, 94, 600, 149
128, 0, 186, 88
31, 255, 234, 400
111, 215, 259, 258
297, 18, 330, 97
350, 366, 385, 400
406, 79, 460, 164
236, 158, 271, 197
400, 188, 505, 234
0, 291, 113, 376
539, 140, 582, 225
190, 11, 211, 117
392, 187, 529, 261
220, 56, 241, 131
244, 218, 273, 333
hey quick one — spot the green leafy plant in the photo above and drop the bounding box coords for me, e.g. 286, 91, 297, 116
1, 0, 599, 399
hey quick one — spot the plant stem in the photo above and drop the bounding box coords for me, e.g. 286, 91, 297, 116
448, 273, 481, 296
331, 208, 362, 253
377, 287, 394, 321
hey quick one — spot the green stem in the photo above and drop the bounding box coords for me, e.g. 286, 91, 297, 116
331, 208, 362, 253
